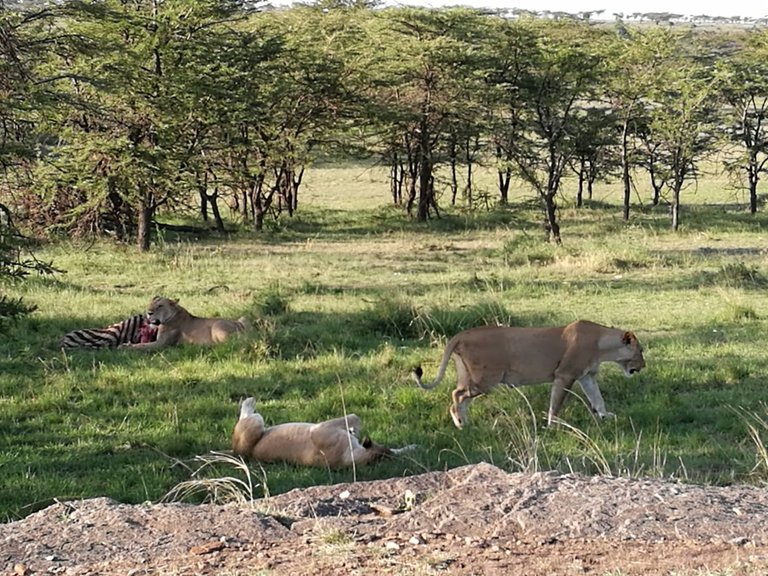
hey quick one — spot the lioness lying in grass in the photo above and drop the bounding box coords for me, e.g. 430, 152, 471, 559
122, 296, 247, 351
232, 397, 416, 469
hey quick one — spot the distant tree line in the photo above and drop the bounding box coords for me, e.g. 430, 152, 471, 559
2, 0, 768, 251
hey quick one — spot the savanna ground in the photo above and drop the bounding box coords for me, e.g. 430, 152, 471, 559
2, 163, 768, 574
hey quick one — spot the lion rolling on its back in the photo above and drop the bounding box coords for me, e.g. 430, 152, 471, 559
232, 398, 415, 469
412, 320, 646, 428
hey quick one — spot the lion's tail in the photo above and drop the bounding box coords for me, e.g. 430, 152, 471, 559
411, 336, 459, 390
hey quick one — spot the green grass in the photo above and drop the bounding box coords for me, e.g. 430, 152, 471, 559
2, 163, 768, 521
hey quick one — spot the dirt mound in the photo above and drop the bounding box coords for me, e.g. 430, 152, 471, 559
4, 463, 768, 575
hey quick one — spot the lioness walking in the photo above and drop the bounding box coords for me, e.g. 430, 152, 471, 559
412, 320, 645, 428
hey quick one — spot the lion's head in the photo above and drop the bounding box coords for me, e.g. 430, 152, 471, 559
616, 331, 645, 376
146, 296, 181, 325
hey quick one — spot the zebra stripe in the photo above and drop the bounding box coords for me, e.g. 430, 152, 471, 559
59, 314, 147, 350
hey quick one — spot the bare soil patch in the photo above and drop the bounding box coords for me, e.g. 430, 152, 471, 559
4, 463, 768, 575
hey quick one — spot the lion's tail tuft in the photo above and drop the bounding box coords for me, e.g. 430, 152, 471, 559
412, 365, 437, 389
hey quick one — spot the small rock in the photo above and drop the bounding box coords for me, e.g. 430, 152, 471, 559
369, 503, 396, 517
190, 541, 226, 555
409, 536, 425, 545
385, 541, 400, 550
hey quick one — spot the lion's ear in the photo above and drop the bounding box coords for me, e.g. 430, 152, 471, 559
622, 331, 636, 345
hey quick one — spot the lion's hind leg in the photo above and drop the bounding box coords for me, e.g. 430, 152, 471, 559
310, 415, 361, 468
232, 397, 265, 456
450, 358, 490, 429
312, 414, 362, 436
239, 397, 258, 420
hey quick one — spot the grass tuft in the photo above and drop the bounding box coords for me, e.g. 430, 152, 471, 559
253, 283, 291, 316
710, 262, 768, 288
731, 404, 768, 481
163, 451, 263, 506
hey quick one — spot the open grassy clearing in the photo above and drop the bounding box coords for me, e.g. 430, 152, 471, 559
1, 163, 768, 522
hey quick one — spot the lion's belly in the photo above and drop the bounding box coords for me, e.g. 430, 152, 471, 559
499, 363, 558, 387
252, 424, 324, 466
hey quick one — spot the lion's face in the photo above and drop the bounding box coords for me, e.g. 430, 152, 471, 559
147, 297, 180, 325
616, 332, 645, 377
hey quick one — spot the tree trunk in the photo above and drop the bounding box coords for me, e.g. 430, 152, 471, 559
137, 189, 153, 252
621, 119, 631, 220
292, 166, 304, 213
748, 151, 759, 214
498, 170, 510, 204
390, 155, 403, 205
495, 145, 511, 205
242, 189, 249, 221
576, 156, 585, 208
417, 156, 433, 221
197, 170, 209, 222
544, 145, 563, 244
254, 200, 265, 231
449, 135, 458, 206
416, 120, 433, 222
405, 176, 417, 216
208, 192, 225, 233
671, 186, 681, 231
464, 153, 473, 207
450, 159, 458, 206
250, 174, 266, 231
199, 190, 209, 222
543, 193, 561, 244
405, 141, 418, 216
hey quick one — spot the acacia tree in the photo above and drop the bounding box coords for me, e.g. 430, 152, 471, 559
0, 4, 58, 321
257, 6, 358, 224
502, 20, 606, 243
716, 29, 768, 214
568, 104, 619, 207
604, 26, 676, 220
199, 5, 358, 231
36, 0, 249, 250
171, 14, 282, 232
364, 8, 491, 221
485, 17, 538, 205
645, 44, 720, 231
